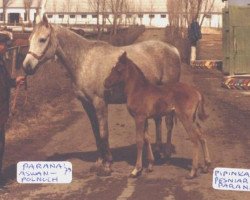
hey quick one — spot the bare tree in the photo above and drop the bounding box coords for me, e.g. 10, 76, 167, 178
166, 0, 216, 62
149, 0, 154, 26
88, 0, 101, 35
63, 0, 72, 25
2, 0, 13, 24
167, 0, 216, 28
24, 0, 32, 23
107, 0, 124, 35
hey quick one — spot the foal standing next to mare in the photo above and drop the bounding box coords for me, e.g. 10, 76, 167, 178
104, 52, 211, 179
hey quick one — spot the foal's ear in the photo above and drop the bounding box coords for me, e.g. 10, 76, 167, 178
119, 51, 127, 64
42, 14, 49, 27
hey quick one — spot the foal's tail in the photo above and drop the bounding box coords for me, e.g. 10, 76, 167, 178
197, 94, 209, 121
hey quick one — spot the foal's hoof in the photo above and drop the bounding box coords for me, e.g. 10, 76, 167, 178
185, 172, 197, 180
202, 162, 211, 174
130, 168, 143, 178
146, 162, 153, 173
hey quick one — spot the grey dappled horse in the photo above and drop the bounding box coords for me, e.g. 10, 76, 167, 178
23, 15, 181, 176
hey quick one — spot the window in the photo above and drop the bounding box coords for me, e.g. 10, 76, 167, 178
161, 14, 166, 18
70, 15, 75, 18
0, 13, 3, 21
92, 14, 98, 18
47, 14, 53, 18
58, 14, 64, 19
81, 14, 87, 18
149, 14, 155, 18
138, 14, 143, 18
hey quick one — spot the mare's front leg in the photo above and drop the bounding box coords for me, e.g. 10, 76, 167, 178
130, 117, 146, 178
154, 117, 164, 160
165, 110, 175, 158
80, 98, 111, 175
0, 125, 5, 180
93, 97, 113, 176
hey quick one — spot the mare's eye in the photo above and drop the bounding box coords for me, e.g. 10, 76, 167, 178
39, 38, 47, 43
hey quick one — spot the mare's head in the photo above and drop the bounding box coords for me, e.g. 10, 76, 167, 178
104, 51, 129, 89
23, 15, 57, 75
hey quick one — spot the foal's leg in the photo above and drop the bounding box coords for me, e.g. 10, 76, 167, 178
196, 124, 211, 173
0, 125, 5, 178
154, 117, 164, 160
165, 110, 175, 158
144, 120, 154, 172
179, 117, 200, 179
130, 117, 146, 178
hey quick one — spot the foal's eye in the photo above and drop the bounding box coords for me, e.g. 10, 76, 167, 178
39, 38, 47, 43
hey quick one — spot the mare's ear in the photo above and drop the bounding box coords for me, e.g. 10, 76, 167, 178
119, 51, 127, 64
42, 14, 49, 27
35, 15, 41, 24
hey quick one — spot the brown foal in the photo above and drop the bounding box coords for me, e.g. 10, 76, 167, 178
104, 52, 211, 179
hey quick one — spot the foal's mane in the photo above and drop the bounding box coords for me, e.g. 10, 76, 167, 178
126, 57, 148, 84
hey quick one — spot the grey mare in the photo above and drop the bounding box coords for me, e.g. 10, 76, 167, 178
23, 15, 181, 175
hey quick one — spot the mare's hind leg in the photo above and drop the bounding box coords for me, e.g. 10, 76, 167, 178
0, 125, 5, 179
130, 117, 146, 178
196, 123, 211, 173
80, 98, 112, 175
154, 116, 164, 160
165, 110, 175, 158
144, 120, 154, 172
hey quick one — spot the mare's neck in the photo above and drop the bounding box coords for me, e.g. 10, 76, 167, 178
54, 25, 92, 82
124, 61, 149, 98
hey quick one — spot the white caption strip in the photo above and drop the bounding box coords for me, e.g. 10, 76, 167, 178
213, 167, 250, 192
17, 161, 72, 184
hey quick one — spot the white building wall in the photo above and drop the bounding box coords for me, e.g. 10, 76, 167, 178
0, 8, 222, 28
0, 8, 38, 23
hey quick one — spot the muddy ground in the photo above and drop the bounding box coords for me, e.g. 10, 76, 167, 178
0, 29, 250, 200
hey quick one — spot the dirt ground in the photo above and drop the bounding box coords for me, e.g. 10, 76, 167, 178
0, 29, 250, 200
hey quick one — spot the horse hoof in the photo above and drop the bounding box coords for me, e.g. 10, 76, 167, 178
0, 174, 6, 187
164, 144, 176, 159
146, 168, 153, 173
130, 168, 143, 178
202, 162, 211, 174
185, 172, 197, 180
90, 158, 104, 172
153, 151, 164, 161
90, 165, 100, 173
96, 166, 112, 177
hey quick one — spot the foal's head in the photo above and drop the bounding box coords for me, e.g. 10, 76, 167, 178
104, 51, 128, 89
